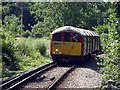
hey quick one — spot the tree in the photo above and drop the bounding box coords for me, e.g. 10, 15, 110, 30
30, 2, 112, 38
94, 4, 120, 88
2, 2, 35, 32
30, 2, 64, 37
3, 14, 21, 37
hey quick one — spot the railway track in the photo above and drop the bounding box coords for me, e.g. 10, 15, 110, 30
21, 62, 76, 89
47, 65, 76, 90
1, 62, 56, 90
1, 61, 76, 89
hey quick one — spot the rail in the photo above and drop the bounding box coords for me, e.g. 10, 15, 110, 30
1, 62, 56, 90
47, 65, 76, 90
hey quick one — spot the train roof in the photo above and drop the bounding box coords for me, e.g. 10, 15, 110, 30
52, 26, 99, 37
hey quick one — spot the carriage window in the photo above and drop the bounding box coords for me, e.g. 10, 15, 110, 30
72, 33, 80, 42
64, 33, 70, 42
53, 33, 62, 41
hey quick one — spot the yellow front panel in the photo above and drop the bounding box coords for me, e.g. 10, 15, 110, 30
52, 41, 82, 56
63, 42, 71, 55
70, 42, 81, 56
52, 41, 63, 55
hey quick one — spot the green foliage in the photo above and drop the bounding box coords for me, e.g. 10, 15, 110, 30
36, 43, 46, 56
2, 14, 21, 37
34, 37, 50, 57
16, 37, 50, 57
93, 25, 109, 35
30, 2, 112, 37
2, 37, 52, 78
94, 7, 120, 89
1, 13, 22, 77
2, 31, 21, 71
22, 30, 32, 38
2, 2, 120, 84
2, 2, 112, 37
30, 2, 64, 37
16, 38, 33, 56
16, 38, 52, 70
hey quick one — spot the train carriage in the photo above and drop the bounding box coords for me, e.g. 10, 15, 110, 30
50, 26, 100, 62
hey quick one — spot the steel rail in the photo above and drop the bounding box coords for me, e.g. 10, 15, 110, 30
47, 65, 76, 90
1, 62, 56, 90
7, 63, 56, 90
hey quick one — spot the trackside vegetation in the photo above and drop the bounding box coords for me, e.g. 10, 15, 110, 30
2, 35, 52, 78
2, 34, 52, 78
1, 2, 120, 89
94, 8, 120, 89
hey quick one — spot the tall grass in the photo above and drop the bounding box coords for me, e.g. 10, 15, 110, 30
16, 37, 50, 57
34, 38, 50, 57
2, 37, 52, 79
16, 37, 52, 67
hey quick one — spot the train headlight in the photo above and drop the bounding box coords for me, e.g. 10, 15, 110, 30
59, 52, 61, 54
56, 49, 58, 51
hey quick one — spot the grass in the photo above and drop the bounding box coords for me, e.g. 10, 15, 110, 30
2, 37, 53, 79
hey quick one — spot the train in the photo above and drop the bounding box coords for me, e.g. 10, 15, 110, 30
50, 26, 100, 62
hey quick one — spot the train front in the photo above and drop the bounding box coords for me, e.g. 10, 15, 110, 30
50, 26, 83, 62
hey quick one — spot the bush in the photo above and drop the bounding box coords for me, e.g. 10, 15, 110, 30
16, 39, 33, 56
16, 37, 49, 57
2, 32, 21, 71
36, 43, 46, 56
16, 37, 52, 70
2, 36, 52, 79
23, 30, 32, 38
94, 10, 120, 89
33, 37, 50, 57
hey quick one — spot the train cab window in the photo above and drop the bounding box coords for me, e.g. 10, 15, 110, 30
72, 33, 80, 42
53, 33, 62, 41
64, 33, 70, 42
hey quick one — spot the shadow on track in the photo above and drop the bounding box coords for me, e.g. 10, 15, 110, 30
56, 56, 101, 72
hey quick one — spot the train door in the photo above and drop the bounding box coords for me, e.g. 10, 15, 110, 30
62, 32, 71, 55
62, 32, 82, 56
70, 33, 81, 56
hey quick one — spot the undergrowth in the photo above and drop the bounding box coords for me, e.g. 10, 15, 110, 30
2, 37, 52, 79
